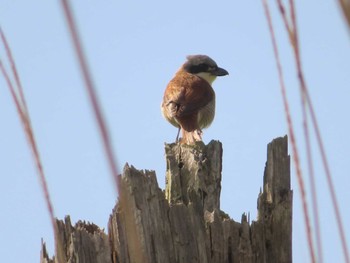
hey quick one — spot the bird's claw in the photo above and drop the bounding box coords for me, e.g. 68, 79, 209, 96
175, 127, 181, 143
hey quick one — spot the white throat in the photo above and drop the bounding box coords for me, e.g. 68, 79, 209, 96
195, 72, 217, 85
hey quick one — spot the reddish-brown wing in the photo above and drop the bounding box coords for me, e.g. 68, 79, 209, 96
163, 70, 214, 118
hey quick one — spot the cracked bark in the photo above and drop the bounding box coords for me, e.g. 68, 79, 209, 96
41, 136, 292, 263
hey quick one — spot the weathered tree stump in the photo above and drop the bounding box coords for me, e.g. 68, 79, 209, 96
41, 136, 292, 263
165, 141, 222, 212
40, 216, 111, 263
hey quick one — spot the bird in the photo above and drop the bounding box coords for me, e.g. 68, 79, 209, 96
161, 55, 228, 144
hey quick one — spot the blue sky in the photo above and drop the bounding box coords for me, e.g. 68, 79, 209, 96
0, 1, 349, 262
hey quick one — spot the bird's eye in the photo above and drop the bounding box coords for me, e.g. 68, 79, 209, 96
207, 66, 217, 72
184, 60, 216, 74
190, 63, 209, 74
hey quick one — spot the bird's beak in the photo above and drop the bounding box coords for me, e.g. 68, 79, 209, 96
212, 67, 229, 76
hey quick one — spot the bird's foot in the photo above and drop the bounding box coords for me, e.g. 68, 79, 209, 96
175, 127, 181, 143
194, 129, 203, 141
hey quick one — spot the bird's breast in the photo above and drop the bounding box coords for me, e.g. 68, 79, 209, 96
197, 94, 215, 129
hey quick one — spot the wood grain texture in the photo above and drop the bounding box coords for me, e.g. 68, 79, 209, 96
41, 136, 292, 263
41, 216, 111, 263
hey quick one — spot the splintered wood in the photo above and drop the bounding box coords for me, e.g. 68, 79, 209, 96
41, 136, 292, 263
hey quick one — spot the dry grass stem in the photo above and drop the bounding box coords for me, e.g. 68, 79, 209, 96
276, 1, 349, 262
261, 2, 317, 262
0, 27, 61, 259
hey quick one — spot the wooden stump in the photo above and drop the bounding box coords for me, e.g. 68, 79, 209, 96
41, 216, 111, 263
165, 141, 222, 212
41, 136, 292, 263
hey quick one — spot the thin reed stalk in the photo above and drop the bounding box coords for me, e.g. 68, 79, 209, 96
276, 1, 350, 262
60, 0, 120, 192
59, 2, 148, 262
339, 0, 350, 29
260, 2, 316, 262
0, 27, 61, 260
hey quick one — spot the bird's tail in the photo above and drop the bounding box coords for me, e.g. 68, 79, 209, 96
180, 129, 203, 144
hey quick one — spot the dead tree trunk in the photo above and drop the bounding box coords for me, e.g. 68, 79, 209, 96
41, 136, 292, 263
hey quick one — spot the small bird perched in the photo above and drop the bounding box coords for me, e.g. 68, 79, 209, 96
161, 55, 228, 144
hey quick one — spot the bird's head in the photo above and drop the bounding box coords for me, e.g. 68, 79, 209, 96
183, 55, 229, 84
